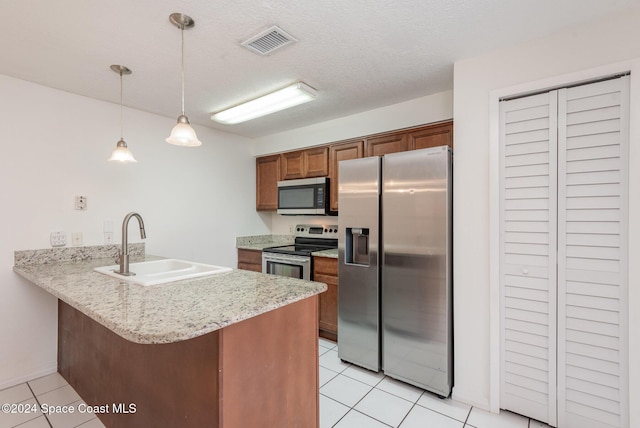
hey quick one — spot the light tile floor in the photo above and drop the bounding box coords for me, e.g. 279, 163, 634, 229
1, 340, 552, 428
0, 373, 104, 428
319, 337, 552, 428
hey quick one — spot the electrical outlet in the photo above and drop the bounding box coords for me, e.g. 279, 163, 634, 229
103, 220, 114, 244
50, 232, 67, 247
75, 196, 87, 210
71, 232, 83, 246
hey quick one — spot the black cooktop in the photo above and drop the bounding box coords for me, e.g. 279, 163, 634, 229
262, 224, 338, 256
263, 243, 336, 257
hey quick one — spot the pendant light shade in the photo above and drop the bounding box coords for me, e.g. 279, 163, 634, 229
166, 13, 201, 147
166, 114, 201, 147
108, 139, 137, 163
108, 65, 137, 163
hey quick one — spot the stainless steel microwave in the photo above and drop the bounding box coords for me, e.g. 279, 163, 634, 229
277, 177, 333, 215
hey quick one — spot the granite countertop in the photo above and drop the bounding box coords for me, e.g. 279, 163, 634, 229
312, 248, 338, 259
13, 247, 326, 345
236, 234, 294, 251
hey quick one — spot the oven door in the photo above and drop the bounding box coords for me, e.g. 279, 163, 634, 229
262, 252, 311, 281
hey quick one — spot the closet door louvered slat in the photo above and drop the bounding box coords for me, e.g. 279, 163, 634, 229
499, 92, 558, 425
557, 77, 629, 428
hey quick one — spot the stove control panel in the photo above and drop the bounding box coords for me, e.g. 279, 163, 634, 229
294, 224, 339, 239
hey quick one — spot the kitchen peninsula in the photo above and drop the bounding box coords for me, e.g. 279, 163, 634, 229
13, 245, 326, 427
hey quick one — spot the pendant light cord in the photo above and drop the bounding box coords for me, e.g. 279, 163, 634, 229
181, 25, 185, 116
120, 71, 124, 140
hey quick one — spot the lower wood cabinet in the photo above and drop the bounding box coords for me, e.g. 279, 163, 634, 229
237, 249, 262, 272
58, 297, 319, 427
313, 256, 338, 341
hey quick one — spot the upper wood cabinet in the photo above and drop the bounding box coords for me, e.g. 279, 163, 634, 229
256, 154, 280, 211
408, 121, 453, 150
255, 121, 453, 212
328, 140, 364, 212
365, 132, 408, 157
305, 147, 330, 177
280, 151, 305, 180
281, 147, 329, 180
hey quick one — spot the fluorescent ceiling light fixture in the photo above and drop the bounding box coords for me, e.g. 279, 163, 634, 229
211, 82, 317, 125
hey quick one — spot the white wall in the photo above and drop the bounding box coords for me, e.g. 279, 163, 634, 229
0, 75, 270, 388
251, 90, 453, 156
452, 8, 640, 426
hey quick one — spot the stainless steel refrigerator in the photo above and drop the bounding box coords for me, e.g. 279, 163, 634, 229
338, 145, 453, 397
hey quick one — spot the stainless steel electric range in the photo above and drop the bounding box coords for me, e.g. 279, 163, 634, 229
262, 224, 338, 281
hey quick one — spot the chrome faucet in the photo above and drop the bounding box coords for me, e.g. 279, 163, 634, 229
115, 212, 146, 276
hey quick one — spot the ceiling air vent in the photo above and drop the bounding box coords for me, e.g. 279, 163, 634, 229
241, 26, 297, 55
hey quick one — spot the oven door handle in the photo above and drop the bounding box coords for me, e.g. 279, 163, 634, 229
262, 253, 311, 264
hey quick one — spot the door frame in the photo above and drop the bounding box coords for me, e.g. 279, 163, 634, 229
488, 58, 640, 421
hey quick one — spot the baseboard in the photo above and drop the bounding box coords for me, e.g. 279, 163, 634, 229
451, 386, 492, 412
0, 362, 57, 390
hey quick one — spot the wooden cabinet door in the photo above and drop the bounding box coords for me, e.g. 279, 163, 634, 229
237, 249, 262, 272
281, 151, 305, 180
365, 132, 408, 157
256, 155, 281, 211
304, 146, 329, 177
313, 257, 338, 340
281, 147, 329, 179
409, 121, 453, 150
329, 140, 364, 211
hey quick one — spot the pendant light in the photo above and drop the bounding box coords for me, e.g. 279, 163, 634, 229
166, 13, 202, 147
108, 65, 137, 163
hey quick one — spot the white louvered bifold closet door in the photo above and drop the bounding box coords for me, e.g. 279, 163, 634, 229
500, 75, 629, 428
557, 77, 629, 428
499, 91, 558, 425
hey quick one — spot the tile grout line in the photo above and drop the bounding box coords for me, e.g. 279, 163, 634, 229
348, 408, 395, 427
340, 369, 385, 390
320, 343, 476, 428
411, 396, 473, 426
329, 373, 386, 428
395, 390, 425, 428
320, 394, 351, 428
25, 382, 53, 428
30, 381, 100, 428
320, 368, 341, 387
463, 405, 473, 427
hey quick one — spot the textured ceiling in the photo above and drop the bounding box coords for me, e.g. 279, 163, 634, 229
0, 0, 637, 138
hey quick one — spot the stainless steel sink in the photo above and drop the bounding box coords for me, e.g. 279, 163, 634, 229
94, 259, 232, 286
